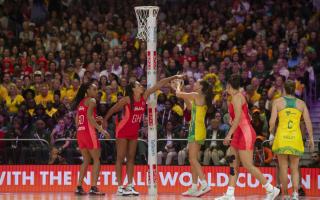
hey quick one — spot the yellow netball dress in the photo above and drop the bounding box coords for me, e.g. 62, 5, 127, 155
188, 101, 207, 144
272, 97, 304, 156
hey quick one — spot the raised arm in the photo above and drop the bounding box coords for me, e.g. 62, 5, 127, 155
267, 86, 276, 100
176, 91, 197, 103
302, 102, 314, 151
143, 75, 183, 99
87, 98, 104, 132
103, 97, 129, 123
75, 112, 79, 127
184, 99, 192, 110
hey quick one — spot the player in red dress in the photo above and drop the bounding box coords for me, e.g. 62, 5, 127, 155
215, 75, 279, 200
103, 75, 183, 196
72, 81, 109, 195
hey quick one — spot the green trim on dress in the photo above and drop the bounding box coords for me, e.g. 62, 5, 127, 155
273, 146, 304, 157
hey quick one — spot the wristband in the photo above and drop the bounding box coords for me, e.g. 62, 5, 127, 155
269, 134, 275, 141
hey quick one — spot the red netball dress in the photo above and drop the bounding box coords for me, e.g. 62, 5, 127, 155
76, 98, 100, 149
116, 97, 146, 140
228, 100, 256, 150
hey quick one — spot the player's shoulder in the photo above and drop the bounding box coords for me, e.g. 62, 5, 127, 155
295, 97, 305, 104
231, 93, 244, 103
88, 97, 97, 104
295, 98, 307, 109
274, 96, 285, 104
193, 92, 202, 98
121, 96, 131, 104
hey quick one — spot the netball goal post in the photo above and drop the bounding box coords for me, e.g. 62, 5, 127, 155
134, 6, 159, 195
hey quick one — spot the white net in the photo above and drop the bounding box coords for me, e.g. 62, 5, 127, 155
134, 6, 159, 41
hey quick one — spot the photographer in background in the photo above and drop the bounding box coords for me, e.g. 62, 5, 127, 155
21, 118, 51, 164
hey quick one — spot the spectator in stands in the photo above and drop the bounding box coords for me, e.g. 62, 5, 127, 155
60, 113, 78, 164
5, 83, 25, 114
268, 76, 285, 101
251, 109, 268, 138
48, 147, 67, 164
50, 119, 70, 153
0, 114, 8, 163
253, 138, 273, 166
308, 151, 320, 167
157, 121, 178, 165
0, 0, 318, 166
245, 84, 260, 107
158, 100, 174, 127
21, 118, 50, 164
203, 119, 227, 165
5, 117, 26, 164
137, 117, 148, 164
35, 84, 54, 107
176, 127, 189, 165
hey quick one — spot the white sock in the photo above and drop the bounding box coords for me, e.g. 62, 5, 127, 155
226, 186, 235, 196
127, 183, 133, 187
263, 183, 274, 192
200, 179, 208, 188
191, 183, 197, 190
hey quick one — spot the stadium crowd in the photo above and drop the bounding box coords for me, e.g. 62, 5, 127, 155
0, 0, 319, 167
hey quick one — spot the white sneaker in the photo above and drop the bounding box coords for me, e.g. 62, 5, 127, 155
283, 195, 290, 200
125, 185, 139, 196
264, 187, 280, 200
116, 186, 126, 196
195, 185, 211, 197
214, 193, 235, 200
182, 188, 198, 197
292, 192, 299, 200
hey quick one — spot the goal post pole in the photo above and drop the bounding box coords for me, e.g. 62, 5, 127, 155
146, 12, 158, 196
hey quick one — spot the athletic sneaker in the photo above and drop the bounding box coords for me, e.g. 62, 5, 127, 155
125, 185, 139, 196
116, 186, 127, 196
264, 187, 280, 200
298, 188, 305, 196
89, 186, 105, 195
195, 185, 211, 197
75, 186, 87, 195
292, 192, 299, 200
214, 193, 235, 200
182, 188, 198, 197
282, 195, 290, 200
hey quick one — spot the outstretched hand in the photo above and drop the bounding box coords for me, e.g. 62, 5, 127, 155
223, 133, 232, 146
101, 129, 111, 139
96, 116, 103, 125
308, 139, 315, 152
174, 74, 186, 79
171, 76, 185, 92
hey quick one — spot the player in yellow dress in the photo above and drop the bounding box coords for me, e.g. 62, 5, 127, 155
174, 79, 213, 197
188, 101, 207, 144
269, 80, 314, 200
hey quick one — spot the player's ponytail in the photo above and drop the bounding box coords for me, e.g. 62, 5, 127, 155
200, 80, 213, 110
71, 81, 92, 110
126, 81, 135, 110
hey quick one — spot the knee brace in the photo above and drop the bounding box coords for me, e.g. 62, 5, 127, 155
226, 155, 236, 176
226, 155, 235, 164
230, 166, 235, 176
